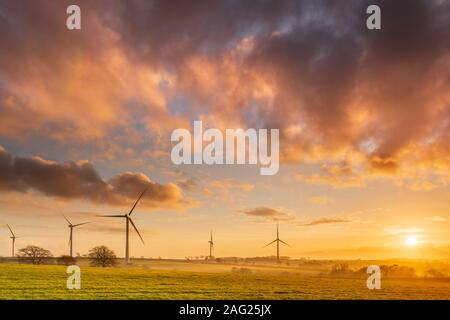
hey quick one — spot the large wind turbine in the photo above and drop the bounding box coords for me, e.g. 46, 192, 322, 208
64, 216, 90, 257
6, 224, 18, 257
264, 223, 289, 261
208, 230, 214, 259
98, 187, 147, 264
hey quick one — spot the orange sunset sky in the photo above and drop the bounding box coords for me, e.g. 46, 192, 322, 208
0, 0, 449, 259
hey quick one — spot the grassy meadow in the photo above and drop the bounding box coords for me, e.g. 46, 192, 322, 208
0, 259, 449, 299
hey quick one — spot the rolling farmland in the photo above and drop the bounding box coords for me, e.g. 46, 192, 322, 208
0, 260, 449, 300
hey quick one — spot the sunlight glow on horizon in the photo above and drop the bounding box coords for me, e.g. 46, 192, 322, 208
405, 235, 418, 247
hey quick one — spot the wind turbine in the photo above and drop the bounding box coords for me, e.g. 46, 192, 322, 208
264, 223, 289, 261
64, 216, 90, 257
98, 187, 147, 264
6, 224, 18, 257
208, 230, 214, 259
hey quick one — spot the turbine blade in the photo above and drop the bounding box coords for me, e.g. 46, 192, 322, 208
72, 222, 90, 227
6, 224, 15, 237
96, 215, 125, 218
128, 187, 148, 216
63, 215, 72, 226
263, 239, 277, 247
129, 218, 145, 245
279, 239, 290, 246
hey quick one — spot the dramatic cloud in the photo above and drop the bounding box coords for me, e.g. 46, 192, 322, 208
0, 0, 186, 143
176, 178, 197, 191
296, 162, 365, 188
298, 218, 351, 227
240, 207, 292, 222
0, 0, 449, 186
241, 206, 350, 226
0, 146, 190, 209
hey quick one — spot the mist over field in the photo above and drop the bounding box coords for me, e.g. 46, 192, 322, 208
0, 258, 449, 299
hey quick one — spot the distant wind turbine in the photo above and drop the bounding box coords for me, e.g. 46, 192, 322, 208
64, 216, 90, 257
264, 223, 289, 261
208, 230, 214, 259
7, 224, 18, 257
97, 187, 148, 264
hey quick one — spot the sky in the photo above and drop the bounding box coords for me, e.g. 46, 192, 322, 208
0, 0, 449, 260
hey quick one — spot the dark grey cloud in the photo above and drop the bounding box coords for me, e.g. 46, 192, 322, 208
241, 206, 351, 226
0, 0, 449, 179
0, 146, 189, 208
240, 207, 292, 222
299, 217, 351, 227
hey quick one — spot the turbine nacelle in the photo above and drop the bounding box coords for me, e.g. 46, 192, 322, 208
7, 224, 15, 238
64, 215, 90, 229
97, 187, 148, 263
63, 215, 90, 257
96, 214, 145, 245
208, 230, 214, 259
6, 224, 18, 257
263, 223, 289, 261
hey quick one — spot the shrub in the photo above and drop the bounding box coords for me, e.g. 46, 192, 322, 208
88, 245, 117, 267
380, 265, 416, 278
330, 263, 351, 274
424, 268, 446, 278
57, 255, 77, 266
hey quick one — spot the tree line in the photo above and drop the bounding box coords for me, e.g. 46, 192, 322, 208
9, 245, 117, 267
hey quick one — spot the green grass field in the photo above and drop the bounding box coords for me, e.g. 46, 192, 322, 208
0, 261, 449, 299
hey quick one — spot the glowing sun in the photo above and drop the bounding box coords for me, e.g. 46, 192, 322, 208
405, 235, 418, 246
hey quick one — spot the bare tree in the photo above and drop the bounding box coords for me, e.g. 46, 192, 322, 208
88, 245, 117, 267
17, 245, 53, 264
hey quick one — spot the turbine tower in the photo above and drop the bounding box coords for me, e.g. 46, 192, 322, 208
264, 223, 289, 261
208, 230, 214, 259
64, 216, 90, 257
7, 224, 18, 257
98, 187, 147, 264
